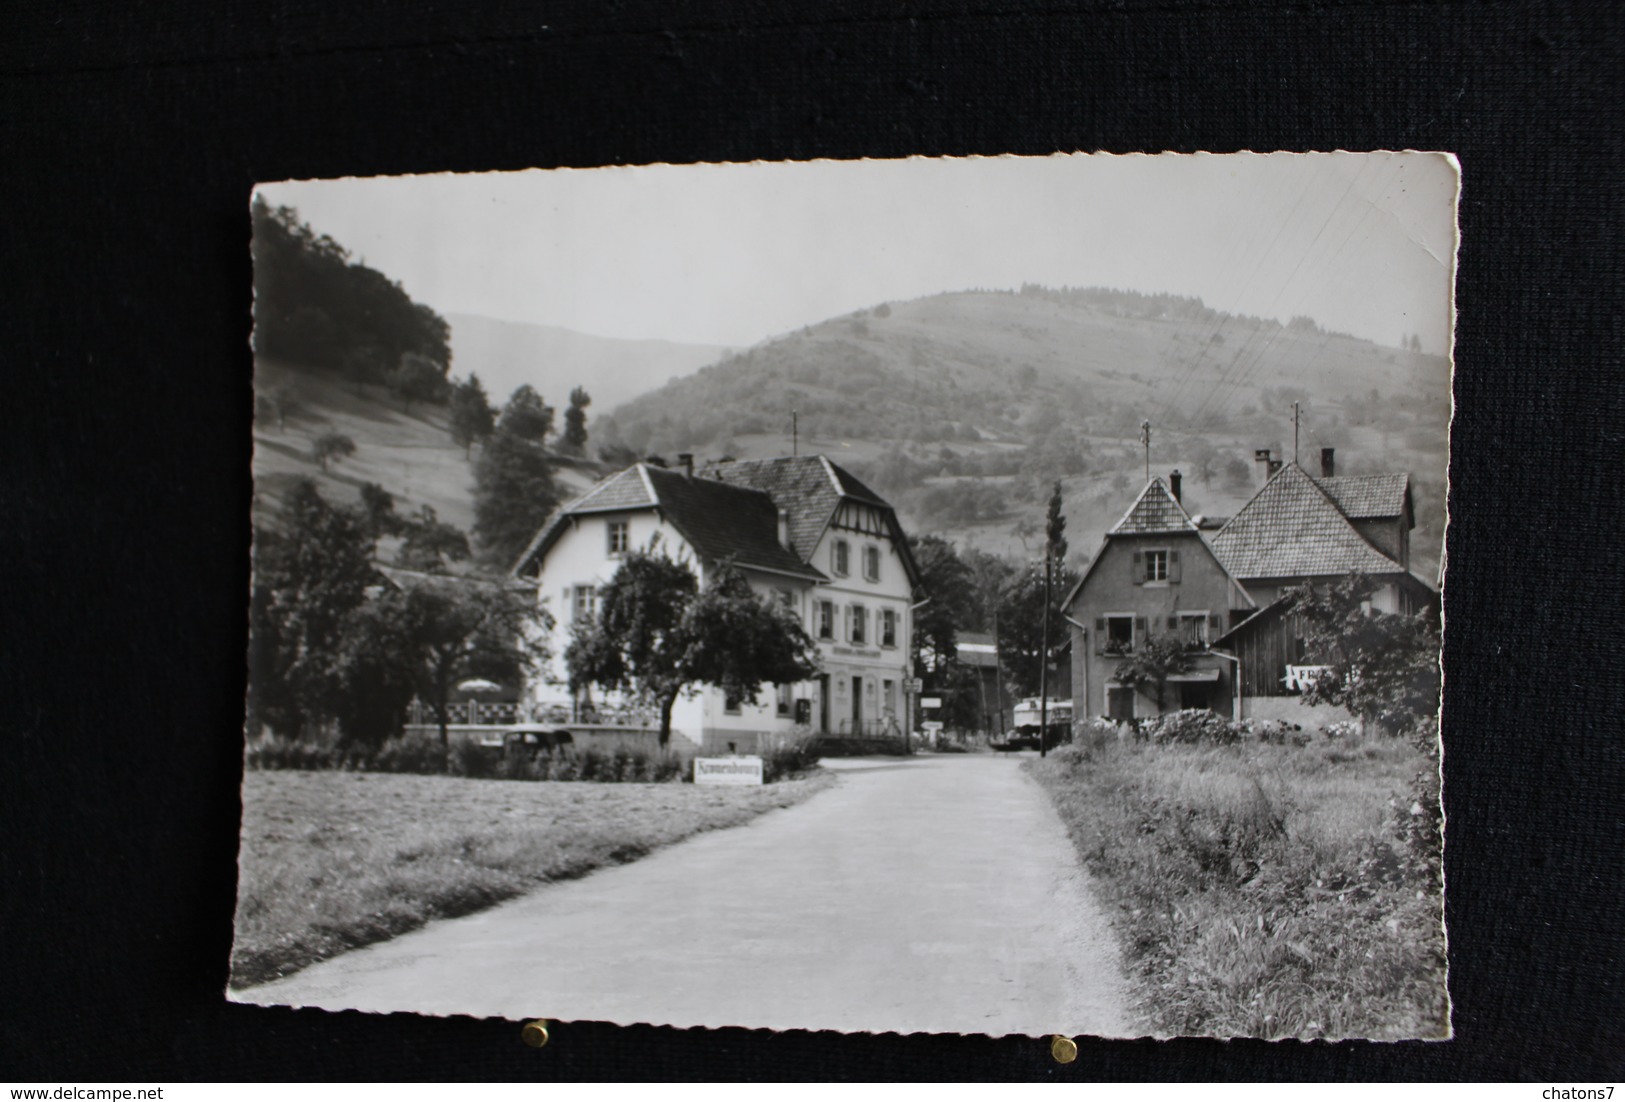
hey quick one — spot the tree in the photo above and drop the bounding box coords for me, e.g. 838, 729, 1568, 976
1113, 633, 1193, 713
396, 578, 546, 753
394, 505, 472, 572
472, 427, 562, 569
562, 386, 591, 451
358, 482, 402, 540
565, 552, 820, 746
248, 480, 379, 738
388, 352, 446, 413
448, 374, 497, 456
1284, 573, 1441, 736
312, 431, 356, 471
499, 384, 554, 443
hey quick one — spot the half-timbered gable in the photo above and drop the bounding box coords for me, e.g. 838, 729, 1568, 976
513, 454, 921, 752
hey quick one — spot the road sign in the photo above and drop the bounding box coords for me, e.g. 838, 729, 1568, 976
693, 756, 764, 786
908, 678, 924, 694
920, 721, 944, 732
919, 696, 942, 709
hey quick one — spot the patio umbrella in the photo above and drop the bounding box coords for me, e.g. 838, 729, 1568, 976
457, 678, 503, 693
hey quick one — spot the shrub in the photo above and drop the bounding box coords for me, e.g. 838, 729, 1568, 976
365, 734, 449, 775
244, 732, 345, 771
763, 737, 822, 783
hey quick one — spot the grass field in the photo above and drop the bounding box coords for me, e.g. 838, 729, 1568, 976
1029, 731, 1448, 1040
230, 769, 835, 988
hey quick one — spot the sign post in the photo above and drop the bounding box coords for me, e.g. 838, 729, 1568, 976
693, 756, 764, 786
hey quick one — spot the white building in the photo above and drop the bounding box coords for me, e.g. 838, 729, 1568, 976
511, 454, 922, 753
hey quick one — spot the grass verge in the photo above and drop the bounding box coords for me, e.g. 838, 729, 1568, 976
230, 768, 835, 988
1028, 730, 1447, 1040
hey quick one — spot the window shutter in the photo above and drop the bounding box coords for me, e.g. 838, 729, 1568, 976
1166, 615, 1179, 630
1169, 549, 1182, 582
1209, 612, 1223, 633
1134, 616, 1148, 638
1131, 550, 1144, 584
1094, 617, 1106, 655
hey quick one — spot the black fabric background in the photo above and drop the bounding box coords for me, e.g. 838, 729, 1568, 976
3, 0, 1621, 1083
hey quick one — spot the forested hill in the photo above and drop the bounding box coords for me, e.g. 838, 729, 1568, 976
599, 287, 1452, 577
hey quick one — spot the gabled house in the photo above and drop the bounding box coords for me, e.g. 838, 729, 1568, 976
1063, 473, 1258, 721
1064, 448, 1437, 724
1210, 449, 1437, 706
511, 453, 921, 752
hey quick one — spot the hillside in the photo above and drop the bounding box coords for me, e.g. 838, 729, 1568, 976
445, 312, 733, 413
251, 358, 602, 555
602, 287, 1452, 578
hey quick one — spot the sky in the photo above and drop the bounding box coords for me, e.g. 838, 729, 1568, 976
259, 151, 1459, 355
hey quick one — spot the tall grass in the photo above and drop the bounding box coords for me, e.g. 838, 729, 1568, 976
231, 769, 837, 987
1030, 727, 1447, 1040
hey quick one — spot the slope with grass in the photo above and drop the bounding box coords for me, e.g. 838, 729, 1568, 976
602, 287, 1451, 572
230, 768, 835, 988
1028, 730, 1447, 1040
252, 357, 603, 538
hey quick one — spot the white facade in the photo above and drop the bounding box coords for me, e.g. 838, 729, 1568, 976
521, 464, 917, 753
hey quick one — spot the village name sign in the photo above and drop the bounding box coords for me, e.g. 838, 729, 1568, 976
694, 756, 765, 786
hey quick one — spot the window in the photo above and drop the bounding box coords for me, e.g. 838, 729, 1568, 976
572, 585, 597, 622
882, 679, 895, 717
864, 545, 881, 582
607, 520, 630, 556
881, 607, 897, 648
817, 600, 835, 640
1103, 614, 1135, 655
775, 588, 797, 612
850, 603, 867, 644
1174, 611, 1209, 650
1145, 549, 1169, 582
832, 539, 850, 577
776, 683, 793, 717
724, 693, 742, 715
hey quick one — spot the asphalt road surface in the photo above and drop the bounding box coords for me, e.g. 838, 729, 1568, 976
238, 754, 1133, 1037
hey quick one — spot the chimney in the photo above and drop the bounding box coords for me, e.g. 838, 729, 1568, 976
1254, 449, 1273, 486
678, 452, 694, 478
777, 508, 792, 550
645, 455, 667, 468
1168, 469, 1183, 503
1320, 447, 1336, 478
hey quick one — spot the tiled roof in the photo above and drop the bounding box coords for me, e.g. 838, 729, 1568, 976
569, 465, 655, 512
1111, 477, 1198, 534
1315, 473, 1411, 520
641, 465, 826, 581
1211, 463, 1402, 579
697, 456, 841, 561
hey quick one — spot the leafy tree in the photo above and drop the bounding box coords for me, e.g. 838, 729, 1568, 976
358, 482, 402, 539
1284, 573, 1441, 736
312, 431, 356, 471
1044, 480, 1068, 567
499, 385, 554, 443
389, 352, 446, 413
397, 578, 546, 753
331, 594, 421, 749
248, 480, 378, 738
993, 558, 1076, 699
255, 386, 299, 432
566, 552, 819, 746
472, 421, 563, 569
448, 374, 497, 456
562, 386, 591, 451
394, 505, 472, 572
1112, 633, 1193, 713
251, 198, 450, 378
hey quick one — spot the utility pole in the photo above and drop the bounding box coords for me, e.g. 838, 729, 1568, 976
1293, 401, 1300, 464
1037, 481, 1067, 759
1140, 419, 1152, 484
791, 409, 798, 456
